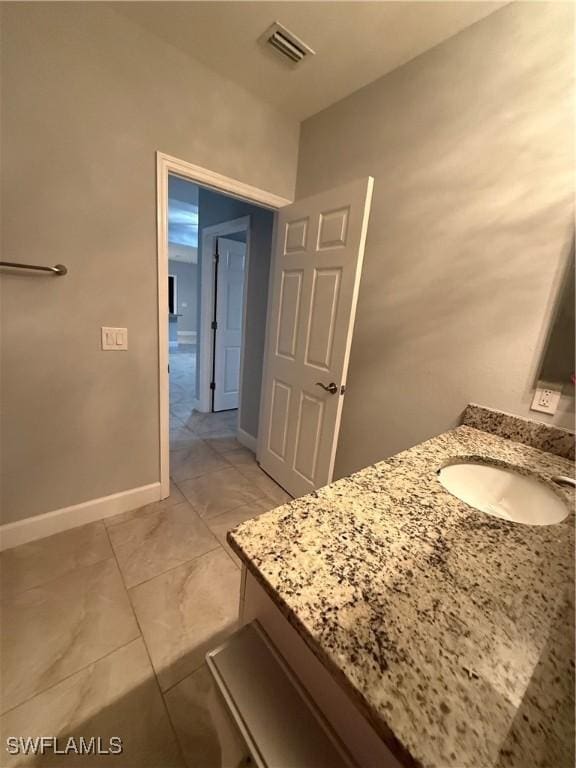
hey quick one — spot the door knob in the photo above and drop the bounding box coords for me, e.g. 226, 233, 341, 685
316, 382, 338, 395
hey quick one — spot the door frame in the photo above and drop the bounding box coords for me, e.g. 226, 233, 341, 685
199, 217, 250, 415
156, 151, 291, 498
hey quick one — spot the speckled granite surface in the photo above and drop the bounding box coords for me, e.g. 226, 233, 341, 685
463, 403, 575, 460
229, 425, 575, 768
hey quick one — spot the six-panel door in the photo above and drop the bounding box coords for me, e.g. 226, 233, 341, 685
259, 177, 374, 498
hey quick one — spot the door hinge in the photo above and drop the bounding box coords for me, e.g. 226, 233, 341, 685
211, 320, 218, 330
210, 382, 216, 391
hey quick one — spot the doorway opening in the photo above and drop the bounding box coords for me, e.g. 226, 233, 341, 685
163, 166, 277, 487
158, 154, 374, 501
167, 175, 200, 439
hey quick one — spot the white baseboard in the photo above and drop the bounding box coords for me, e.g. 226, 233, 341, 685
237, 427, 257, 453
0, 482, 162, 552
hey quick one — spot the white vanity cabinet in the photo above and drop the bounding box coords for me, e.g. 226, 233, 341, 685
211, 567, 405, 768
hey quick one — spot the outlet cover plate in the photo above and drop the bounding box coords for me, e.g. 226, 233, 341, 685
530, 387, 561, 415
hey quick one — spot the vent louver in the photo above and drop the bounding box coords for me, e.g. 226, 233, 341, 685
260, 22, 315, 66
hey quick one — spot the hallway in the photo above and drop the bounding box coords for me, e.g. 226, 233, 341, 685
0, 411, 291, 766
170, 345, 197, 426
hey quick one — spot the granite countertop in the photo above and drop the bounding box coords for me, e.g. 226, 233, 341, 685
228, 409, 575, 768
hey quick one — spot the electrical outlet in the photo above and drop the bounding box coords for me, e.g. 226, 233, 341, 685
530, 387, 561, 415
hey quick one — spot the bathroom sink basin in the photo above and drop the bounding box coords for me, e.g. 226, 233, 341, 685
437, 461, 568, 526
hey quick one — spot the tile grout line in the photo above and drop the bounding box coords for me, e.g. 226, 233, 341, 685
192, 494, 274, 524
124, 534, 239, 593
169, 441, 241, 485
170, 457, 246, 488
102, 523, 189, 768
105, 495, 242, 763
146, 416, 247, 731
106, 466, 260, 591
106, 476, 225, 591
124, 540, 222, 592
1, 530, 141, 716
0, 547, 116, 603
0, 413, 241, 755
219, 546, 241, 572
104, 500, 189, 531
153, 563, 244, 697
1, 466, 280, 604
159, 657, 214, 698
0, 635, 141, 718
204, 495, 276, 525
169, 453, 281, 516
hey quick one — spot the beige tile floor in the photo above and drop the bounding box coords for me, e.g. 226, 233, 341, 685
0, 409, 292, 767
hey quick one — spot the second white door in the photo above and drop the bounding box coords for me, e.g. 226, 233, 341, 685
213, 237, 247, 411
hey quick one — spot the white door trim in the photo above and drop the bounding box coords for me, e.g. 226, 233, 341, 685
199, 217, 250, 417
156, 152, 291, 498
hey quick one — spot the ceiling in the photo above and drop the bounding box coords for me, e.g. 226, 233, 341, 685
168, 199, 198, 249
114, 2, 507, 120
168, 176, 198, 261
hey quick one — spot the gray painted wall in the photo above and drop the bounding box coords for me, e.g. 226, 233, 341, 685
296, 2, 575, 479
168, 260, 198, 334
538, 244, 575, 386
0, 2, 298, 523
198, 188, 275, 439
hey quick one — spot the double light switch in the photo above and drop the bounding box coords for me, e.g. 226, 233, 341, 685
101, 327, 128, 350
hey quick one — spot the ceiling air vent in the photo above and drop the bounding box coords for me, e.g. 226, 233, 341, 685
259, 22, 315, 66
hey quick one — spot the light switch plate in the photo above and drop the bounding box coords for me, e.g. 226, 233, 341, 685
530, 386, 561, 415
101, 327, 128, 351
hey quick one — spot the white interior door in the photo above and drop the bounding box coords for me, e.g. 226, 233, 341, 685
214, 237, 246, 411
259, 177, 374, 498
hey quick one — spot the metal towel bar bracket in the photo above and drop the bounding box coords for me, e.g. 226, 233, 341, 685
0, 261, 68, 276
